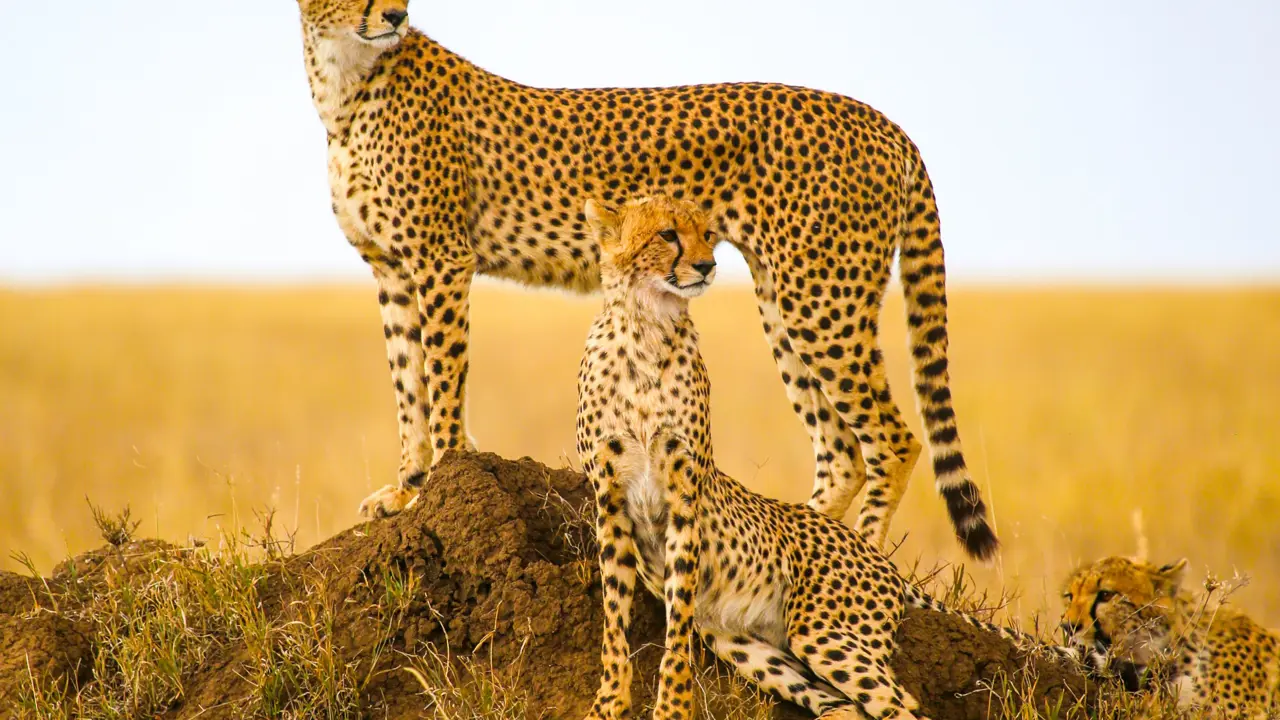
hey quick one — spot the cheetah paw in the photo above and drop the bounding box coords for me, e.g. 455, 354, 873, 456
581, 694, 631, 720
357, 484, 419, 519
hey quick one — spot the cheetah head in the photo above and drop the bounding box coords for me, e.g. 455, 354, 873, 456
1061, 556, 1189, 687
584, 195, 718, 303
297, 0, 410, 49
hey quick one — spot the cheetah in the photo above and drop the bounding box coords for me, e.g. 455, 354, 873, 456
1062, 556, 1280, 718
295, 0, 997, 558
576, 195, 1072, 720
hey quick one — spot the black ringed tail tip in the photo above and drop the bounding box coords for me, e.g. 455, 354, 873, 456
959, 523, 1000, 563
941, 483, 999, 561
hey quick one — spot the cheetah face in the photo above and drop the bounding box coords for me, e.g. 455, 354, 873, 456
1060, 556, 1187, 673
585, 196, 718, 301
298, 0, 410, 48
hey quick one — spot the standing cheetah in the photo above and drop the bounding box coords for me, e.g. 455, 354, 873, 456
295, 0, 996, 558
577, 195, 1070, 720
1062, 556, 1280, 718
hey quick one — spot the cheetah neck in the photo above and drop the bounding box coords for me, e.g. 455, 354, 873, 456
600, 276, 693, 366
1130, 593, 1206, 693
301, 25, 395, 137
602, 274, 689, 330
1168, 592, 1212, 667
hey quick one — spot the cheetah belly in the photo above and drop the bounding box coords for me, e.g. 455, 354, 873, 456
470, 212, 603, 293
623, 469, 790, 647
695, 512, 790, 647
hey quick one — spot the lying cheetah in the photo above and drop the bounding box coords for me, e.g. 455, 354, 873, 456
294, 0, 995, 557
1062, 556, 1280, 718
577, 195, 1071, 720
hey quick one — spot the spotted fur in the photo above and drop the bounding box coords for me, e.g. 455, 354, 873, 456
578, 196, 1069, 720
295, 1, 995, 558
1062, 556, 1280, 718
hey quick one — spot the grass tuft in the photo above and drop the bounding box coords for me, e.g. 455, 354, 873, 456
85, 500, 141, 548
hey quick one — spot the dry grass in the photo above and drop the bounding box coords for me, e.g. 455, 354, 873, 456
2, 281, 1278, 631
11, 508, 456, 720
4, 503, 1167, 720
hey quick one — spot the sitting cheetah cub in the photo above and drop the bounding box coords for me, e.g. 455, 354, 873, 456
576, 195, 1074, 720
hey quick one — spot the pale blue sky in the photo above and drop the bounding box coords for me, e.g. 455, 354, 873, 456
1, 1, 1277, 283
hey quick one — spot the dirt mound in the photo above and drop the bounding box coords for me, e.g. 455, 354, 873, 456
1, 452, 1094, 718
0, 572, 94, 706
176, 451, 673, 719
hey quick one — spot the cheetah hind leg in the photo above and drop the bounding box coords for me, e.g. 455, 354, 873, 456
698, 624, 848, 716
788, 626, 925, 720
744, 252, 865, 520
849, 345, 922, 549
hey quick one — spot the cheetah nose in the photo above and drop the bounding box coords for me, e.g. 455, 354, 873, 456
382, 9, 408, 27
1060, 620, 1081, 639
692, 260, 716, 277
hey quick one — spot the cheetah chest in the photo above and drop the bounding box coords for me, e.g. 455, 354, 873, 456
625, 453, 673, 598
613, 379, 695, 596
327, 139, 384, 249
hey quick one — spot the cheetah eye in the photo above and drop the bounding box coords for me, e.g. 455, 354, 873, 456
1062, 591, 1072, 600
704, 231, 716, 242
1096, 590, 1116, 602
659, 229, 679, 243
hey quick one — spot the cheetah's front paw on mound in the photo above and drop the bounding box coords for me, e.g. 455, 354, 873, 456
357, 484, 419, 519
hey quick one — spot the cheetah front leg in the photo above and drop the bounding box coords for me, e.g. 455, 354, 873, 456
358, 251, 478, 518
355, 245, 433, 518
585, 436, 642, 720
416, 256, 477, 456
648, 429, 704, 720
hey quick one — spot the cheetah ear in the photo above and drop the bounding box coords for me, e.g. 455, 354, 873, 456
584, 199, 620, 244
1154, 558, 1189, 595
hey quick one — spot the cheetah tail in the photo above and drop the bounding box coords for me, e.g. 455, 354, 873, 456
897, 159, 999, 562
902, 585, 1080, 664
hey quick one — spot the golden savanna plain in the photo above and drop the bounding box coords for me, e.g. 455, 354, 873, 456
2, 281, 1278, 628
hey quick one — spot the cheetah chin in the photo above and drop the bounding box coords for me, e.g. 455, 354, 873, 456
662, 274, 715, 299
354, 29, 404, 47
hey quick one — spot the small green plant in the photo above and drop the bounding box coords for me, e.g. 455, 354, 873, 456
85, 499, 141, 548
8, 550, 60, 613
15, 658, 77, 720
360, 563, 420, 689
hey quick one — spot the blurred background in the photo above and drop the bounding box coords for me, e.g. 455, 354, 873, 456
1, 0, 1278, 626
